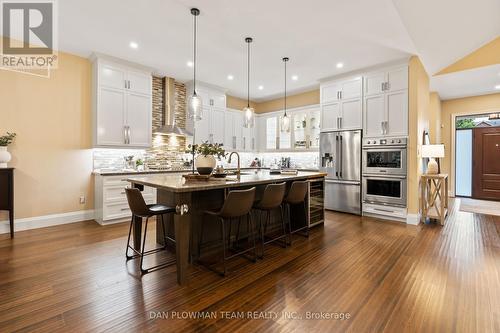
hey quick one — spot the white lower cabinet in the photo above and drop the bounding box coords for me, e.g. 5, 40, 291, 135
94, 175, 156, 225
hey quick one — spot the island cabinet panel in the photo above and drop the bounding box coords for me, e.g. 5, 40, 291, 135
94, 174, 156, 225
0, 168, 14, 238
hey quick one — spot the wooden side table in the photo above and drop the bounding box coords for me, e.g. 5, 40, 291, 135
0, 168, 14, 237
420, 173, 448, 225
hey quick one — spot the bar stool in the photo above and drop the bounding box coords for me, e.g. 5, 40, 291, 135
198, 187, 257, 276
125, 188, 176, 274
252, 182, 287, 258
284, 181, 309, 245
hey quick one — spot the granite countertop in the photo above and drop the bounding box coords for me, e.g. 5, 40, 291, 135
125, 170, 326, 193
94, 167, 320, 176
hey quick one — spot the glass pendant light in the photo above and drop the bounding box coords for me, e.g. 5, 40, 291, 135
188, 8, 202, 121
243, 37, 255, 128
280, 57, 290, 133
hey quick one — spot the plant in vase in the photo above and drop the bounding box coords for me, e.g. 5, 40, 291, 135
0, 132, 16, 168
186, 141, 226, 175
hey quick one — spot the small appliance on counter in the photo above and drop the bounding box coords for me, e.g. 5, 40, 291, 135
123, 156, 135, 171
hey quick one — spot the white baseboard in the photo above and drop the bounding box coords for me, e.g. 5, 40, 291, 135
0, 210, 95, 234
406, 213, 421, 225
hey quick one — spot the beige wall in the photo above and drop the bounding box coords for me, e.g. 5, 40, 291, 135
226, 95, 258, 111
0, 51, 93, 220
429, 92, 442, 143
407, 56, 432, 215
436, 36, 500, 75
440, 93, 500, 194
255, 89, 320, 113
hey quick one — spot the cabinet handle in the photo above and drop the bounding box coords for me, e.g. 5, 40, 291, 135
276, 137, 279, 150
381, 121, 384, 134
385, 121, 389, 134
128, 80, 131, 90
123, 126, 128, 144
339, 117, 342, 129
381, 82, 384, 91
233, 136, 236, 149
121, 207, 130, 211
243, 137, 246, 150
340, 91, 343, 99
127, 126, 131, 144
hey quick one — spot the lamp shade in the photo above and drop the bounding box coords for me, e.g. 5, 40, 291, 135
421, 144, 444, 158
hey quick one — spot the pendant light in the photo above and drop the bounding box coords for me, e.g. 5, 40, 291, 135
243, 37, 255, 128
187, 8, 202, 121
280, 57, 290, 133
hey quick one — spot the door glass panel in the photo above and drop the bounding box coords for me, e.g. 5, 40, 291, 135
366, 179, 401, 198
366, 151, 401, 168
266, 117, 277, 150
309, 111, 320, 149
294, 113, 307, 149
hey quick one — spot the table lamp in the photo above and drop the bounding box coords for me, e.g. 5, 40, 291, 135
421, 144, 444, 174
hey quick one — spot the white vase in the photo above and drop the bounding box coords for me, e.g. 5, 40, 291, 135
195, 155, 216, 175
0, 146, 11, 168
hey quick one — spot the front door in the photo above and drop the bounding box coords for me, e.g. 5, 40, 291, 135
472, 127, 500, 200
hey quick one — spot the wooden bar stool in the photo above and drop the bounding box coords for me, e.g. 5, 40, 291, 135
198, 187, 257, 276
284, 181, 309, 245
252, 182, 287, 258
125, 188, 176, 274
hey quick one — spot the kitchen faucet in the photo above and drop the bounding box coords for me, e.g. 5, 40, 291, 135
228, 152, 240, 175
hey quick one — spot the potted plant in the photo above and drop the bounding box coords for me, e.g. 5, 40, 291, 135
186, 141, 226, 175
0, 132, 16, 168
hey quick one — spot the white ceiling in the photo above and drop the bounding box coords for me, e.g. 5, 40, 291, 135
430, 64, 500, 100
391, 0, 500, 75
57, 0, 499, 102
59, 0, 416, 101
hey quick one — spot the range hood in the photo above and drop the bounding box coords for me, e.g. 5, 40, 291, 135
154, 77, 192, 136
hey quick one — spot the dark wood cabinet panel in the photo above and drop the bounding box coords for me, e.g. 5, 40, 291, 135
0, 168, 14, 237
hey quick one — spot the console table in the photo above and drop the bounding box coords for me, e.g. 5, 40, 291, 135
420, 173, 448, 225
0, 168, 14, 237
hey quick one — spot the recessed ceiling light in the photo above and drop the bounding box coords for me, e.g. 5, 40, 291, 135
495, 84, 500, 90
186, 61, 194, 67
227, 74, 234, 80
336, 62, 344, 69
129, 41, 138, 49
258, 85, 264, 90
291, 75, 298, 81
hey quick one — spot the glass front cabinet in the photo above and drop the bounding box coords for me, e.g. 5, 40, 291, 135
293, 109, 321, 150
263, 106, 320, 151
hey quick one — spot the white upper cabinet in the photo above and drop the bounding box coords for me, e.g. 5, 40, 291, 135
321, 102, 341, 131
320, 82, 342, 103
386, 67, 408, 92
321, 76, 362, 131
126, 92, 152, 146
364, 72, 386, 97
364, 94, 385, 137
386, 90, 408, 136
92, 54, 152, 148
210, 108, 226, 144
127, 70, 153, 95
99, 64, 127, 90
363, 65, 408, 137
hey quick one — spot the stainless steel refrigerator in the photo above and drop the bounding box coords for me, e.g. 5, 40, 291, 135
319, 130, 361, 215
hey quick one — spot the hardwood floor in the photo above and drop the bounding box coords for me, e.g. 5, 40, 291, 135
0, 199, 499, 332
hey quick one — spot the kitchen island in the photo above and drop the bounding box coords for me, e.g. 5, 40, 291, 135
125, 170, 326, 285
